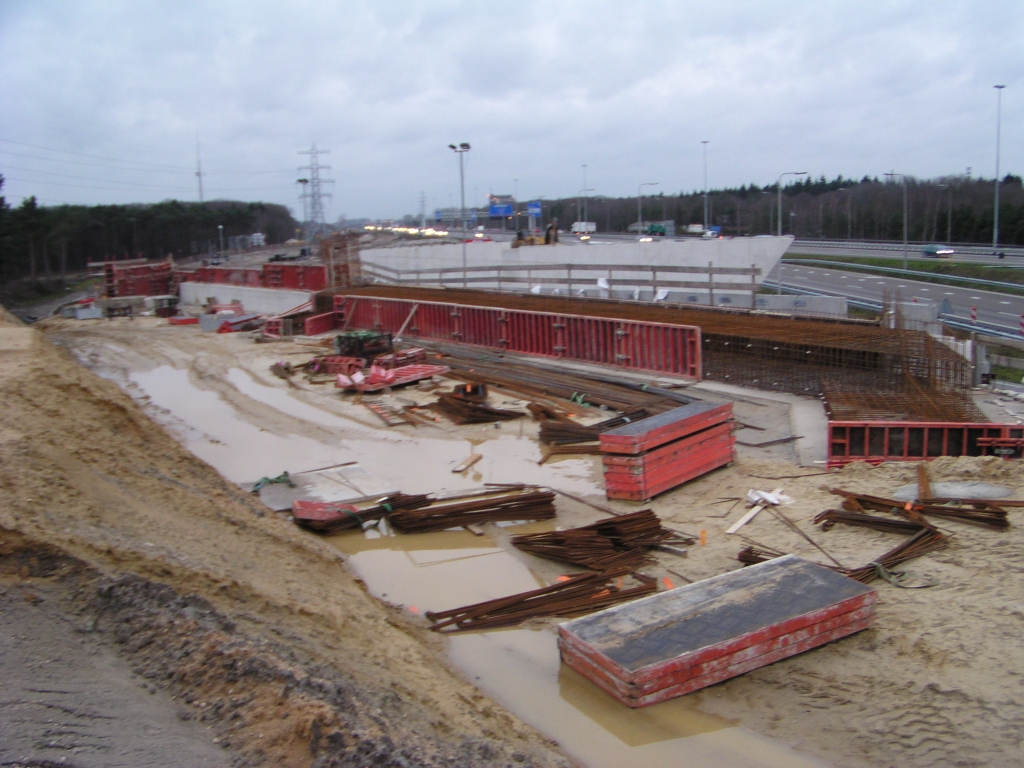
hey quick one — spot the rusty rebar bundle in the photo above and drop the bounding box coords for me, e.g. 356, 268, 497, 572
831, 489, 1010, 531
839, 527, 950, 584
425, 567, 656, 633
431, 393, 526, 424
813, 508, 925, 535
538, 409, 650, 445
511, 509, 690, 570
388, 486, 556, 533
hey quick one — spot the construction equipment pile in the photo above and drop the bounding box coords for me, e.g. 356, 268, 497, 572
291, 486, 557, 534
738, 464, 1016, 587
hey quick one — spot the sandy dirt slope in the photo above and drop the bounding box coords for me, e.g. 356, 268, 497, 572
12, 310, 1024, 768
0, 310, 570, 768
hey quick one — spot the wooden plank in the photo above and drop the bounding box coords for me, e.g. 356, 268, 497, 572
452, 454, 483, 473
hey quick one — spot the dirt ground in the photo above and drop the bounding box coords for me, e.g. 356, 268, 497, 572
4, 310, 1024, 767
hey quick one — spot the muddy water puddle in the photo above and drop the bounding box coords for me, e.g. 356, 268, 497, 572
125, 362, 827, 768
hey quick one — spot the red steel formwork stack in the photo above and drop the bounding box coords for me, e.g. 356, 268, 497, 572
333, 295, 701, 379
103, 261, 175, 297
827, 421, 1024, 468
176, 264, 328, 291
600, 402, 734, 501
558, 555, 877, 707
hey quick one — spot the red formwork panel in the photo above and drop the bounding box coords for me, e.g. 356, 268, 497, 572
333, 295, 702, 379
557, 555, 877, 707
563, 614, 875, 707
603, 422, 735, 474
603, 443, 735, 501
827, 421, 1024, 468
304, 311, 341, 336
601, 405, 735, 501
599, 402, 732, 455
104, 261, 175, 297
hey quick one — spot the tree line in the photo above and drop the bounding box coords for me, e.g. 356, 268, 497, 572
536, 174, 1024, 245
0, 176, 299, 286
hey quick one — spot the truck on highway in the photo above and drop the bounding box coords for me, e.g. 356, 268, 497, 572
571, 221, 597, 234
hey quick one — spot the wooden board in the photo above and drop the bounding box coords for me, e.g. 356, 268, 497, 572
558, 555, 876, 706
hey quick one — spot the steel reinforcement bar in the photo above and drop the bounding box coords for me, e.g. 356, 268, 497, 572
334, 295, 702, 379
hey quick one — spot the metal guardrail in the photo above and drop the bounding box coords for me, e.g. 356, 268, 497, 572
780, 258, 1024, 294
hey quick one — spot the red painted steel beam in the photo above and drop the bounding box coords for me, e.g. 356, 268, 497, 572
334, 294, 701, 380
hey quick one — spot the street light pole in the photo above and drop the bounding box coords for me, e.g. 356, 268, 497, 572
885, 172, 908, 270
448, 142, 471, 287
637, 182, 659, 236
993, 84, 1006, 254
947, 183, 953, 243
582, 164, 588, 224
218, 224, 224, 258
776, 172, 807, 236
702, 141, 709, 230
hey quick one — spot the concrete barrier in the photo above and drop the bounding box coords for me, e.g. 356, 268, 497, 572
179, 283, 311, 315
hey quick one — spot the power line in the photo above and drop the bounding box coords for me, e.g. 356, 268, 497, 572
0, 143, 297, 175
0, 137, 192, 170
2, 176, 295, 194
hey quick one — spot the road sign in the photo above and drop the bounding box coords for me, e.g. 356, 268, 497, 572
527, 201, 542, 217
434, 209, 443, 222
489, 203, 513, 217
971, 306, 977, 322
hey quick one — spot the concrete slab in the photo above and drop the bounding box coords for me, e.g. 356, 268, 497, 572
241, 464, 398, 511
693, 381, 828, 467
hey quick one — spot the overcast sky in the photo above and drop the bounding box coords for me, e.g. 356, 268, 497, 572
0, 1, 1020, 221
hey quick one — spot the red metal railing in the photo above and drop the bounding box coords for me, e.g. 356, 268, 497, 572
334, 295, 701, 379
828, 421, 1024, 467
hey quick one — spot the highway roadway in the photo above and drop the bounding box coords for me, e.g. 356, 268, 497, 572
790, 238, 1024, 263
768, 261, 1024, 334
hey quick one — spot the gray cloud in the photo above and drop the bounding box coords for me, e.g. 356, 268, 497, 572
0, 0, 1020, 219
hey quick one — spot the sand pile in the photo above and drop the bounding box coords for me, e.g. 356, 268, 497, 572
0, 309, 568, 768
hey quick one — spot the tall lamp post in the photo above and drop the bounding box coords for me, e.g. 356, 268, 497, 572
702, 141, 710, 230
217, 224, 224, 259
993, 84, 1006, 254
839, 187, 853, 240
637, 182, 659, 237
936, 183, 952, 244
885, 172, 909, 270
448, 142, 471, 287
776, 172, 807, 236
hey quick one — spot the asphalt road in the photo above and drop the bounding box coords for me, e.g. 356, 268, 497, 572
790, 238, 1024, 264
768, 261, 1024, 333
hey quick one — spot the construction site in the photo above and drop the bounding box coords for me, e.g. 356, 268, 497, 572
4, 232, 1024, 768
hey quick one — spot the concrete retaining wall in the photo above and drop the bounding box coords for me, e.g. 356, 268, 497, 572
179, 283, 310, 315
754, 294, 848, 317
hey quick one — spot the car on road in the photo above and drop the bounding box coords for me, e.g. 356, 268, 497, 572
922, 244, 954, 258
